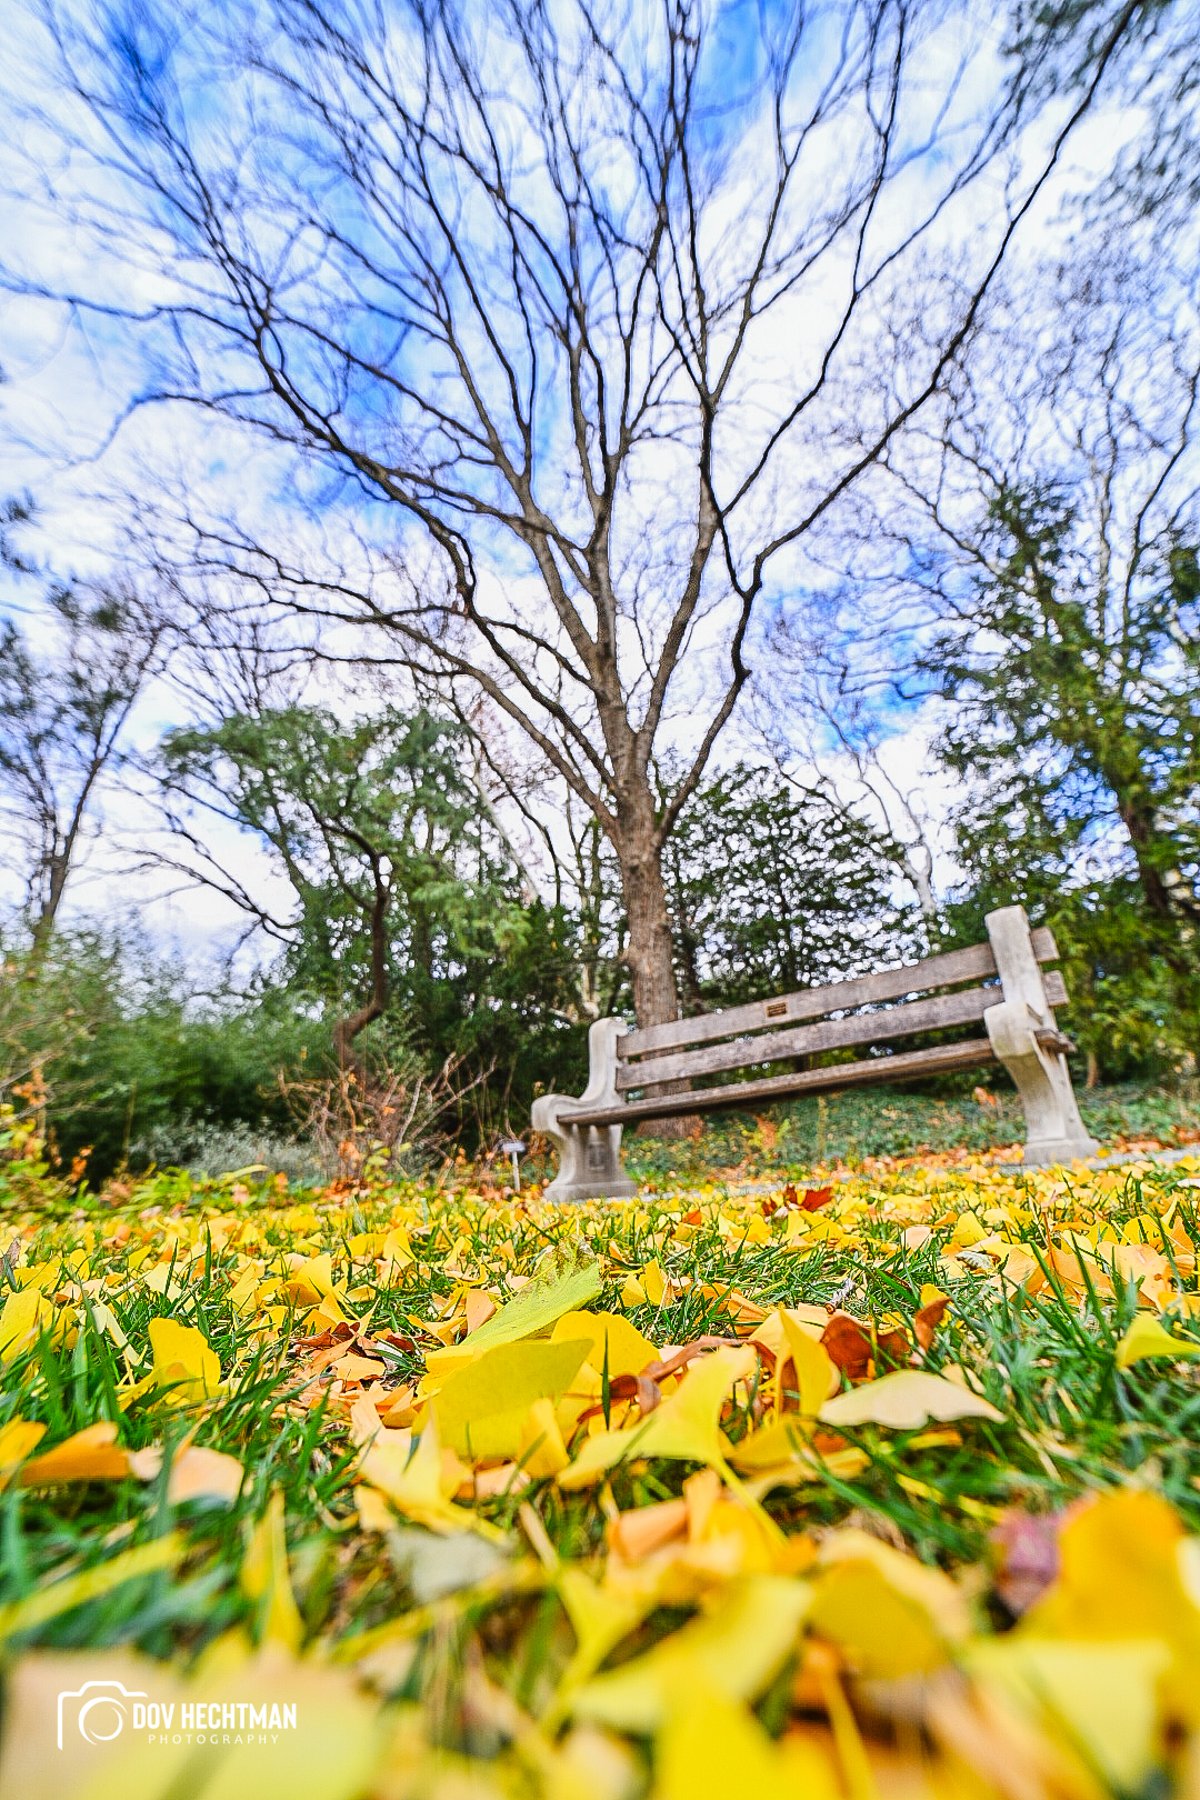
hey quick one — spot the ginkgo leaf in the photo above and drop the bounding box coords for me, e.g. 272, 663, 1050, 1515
967, 1638, 1168, 1793
433, 1336, 592, 1460
819, 1369, 1004, 1430
280, 1252, 340, 1307
167, 1444, 245, 1505
571, 1574, 810, 1732
17, 1422, 132, 1486
809, 1530, 969, 1678
279, 1252, 353, 1327
0, 1288, 53, 1362
608, 1497, 688, 1563
653, 1681, 840, 1800
545, 1567, 663, 1722
819, 1312, 874, 1380
332, 1353, 386, 1382
551, 1310, 658, 1377
84, 1297, 132, 1357
640, 1260, 676, 1307
1114, 1313, 1200, 1369
1019, 1487, 1200, 1688
148, 1317, 221, 1404
778, 1312, 838, 1417
360, 1413, 503, 1542
728, 1417, 869, 1492
515, 1396, 571, 1479
914, 1288, 952, 1350
228, 1264, 261, 1314
558, 1346, 755, 1489
463, 1288, 498, 1333
426, 1256, 603, 1379
380, 1224, 415, 1270
241, 1488, 304, 1650
0, 1417, 47, 1478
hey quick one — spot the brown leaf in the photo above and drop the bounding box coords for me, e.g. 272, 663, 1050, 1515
293, 1323, 354, 1351
643, 1336, 741, 1383
801, 1186, 834, 1212
820, 1313, 874, 1381
914, 1293, 951, 1352
379, 1331, 418, 1354
874, 1322, 912, 1369
990, 1508, 1062, 1616
576, 1371, 661, 1426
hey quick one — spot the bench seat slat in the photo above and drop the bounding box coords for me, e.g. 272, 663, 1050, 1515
619, 926, 1059, 1061
571, 1038, 998, 1128
615, 970, 1068, 1092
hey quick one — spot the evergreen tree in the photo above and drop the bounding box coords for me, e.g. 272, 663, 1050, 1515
663, 764, 917, 1012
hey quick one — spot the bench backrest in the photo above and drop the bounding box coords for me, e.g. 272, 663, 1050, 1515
615, 928, 1065, 1093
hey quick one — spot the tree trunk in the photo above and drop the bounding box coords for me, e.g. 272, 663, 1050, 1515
28, 807, 88, 969
1118, 797, 1176, 921
616, 801, 680, 1031
28, 854, 69, 967
614, 784, 697, 1138
332, 862, 390, 1082
1114, 794, 1197, 974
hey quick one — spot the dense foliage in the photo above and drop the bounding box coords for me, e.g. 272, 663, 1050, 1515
927, 484, 1200, 1078
663, 763, 917, 1012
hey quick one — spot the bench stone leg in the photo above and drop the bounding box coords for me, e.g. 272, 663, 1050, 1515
531, 1018, 638, 1203
984, 906, 1099, 1167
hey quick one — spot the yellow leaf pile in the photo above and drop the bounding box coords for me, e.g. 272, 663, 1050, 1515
0, 1144, 1197, 1798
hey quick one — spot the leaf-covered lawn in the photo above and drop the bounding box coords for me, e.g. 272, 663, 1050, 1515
2, 1148, 1200, 1797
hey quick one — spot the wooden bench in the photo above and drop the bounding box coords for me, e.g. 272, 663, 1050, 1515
532, 905, 1098, 1201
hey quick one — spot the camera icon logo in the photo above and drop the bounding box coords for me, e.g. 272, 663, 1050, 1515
56, 1680, 147, 1749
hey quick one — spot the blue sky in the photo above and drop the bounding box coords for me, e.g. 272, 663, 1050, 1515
0, 0, 1163, 967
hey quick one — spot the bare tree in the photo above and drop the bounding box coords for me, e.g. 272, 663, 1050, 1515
17, 0, 1145, 1027
832, 246, 1200, 941
0, 580, 167, 954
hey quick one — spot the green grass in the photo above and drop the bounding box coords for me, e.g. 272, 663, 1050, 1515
0, 1157, 1198, 1660
611, 1075, 1200, 1183
2, 1128, 1200, 1795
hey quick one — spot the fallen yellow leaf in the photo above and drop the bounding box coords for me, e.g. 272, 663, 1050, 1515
1114, 1313, 1200, 1369
559, 1346, 755, 1489
167, 1444, 245, 1505
148, 1317, 221, 1405
819, 1368, 1003, 1430
572, 1575, 810, 1733
0, 1288, 54, 1362
433, 1336, 592, 1461
241, 1488, 304, 1650
552, 1310, 659, 1378
18, 1422, 131, 1486
0, 1417, 47, 1478
653, 1681, 841, 1800
809, 1530, 970, 1678
360, 1414, 502, 1541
